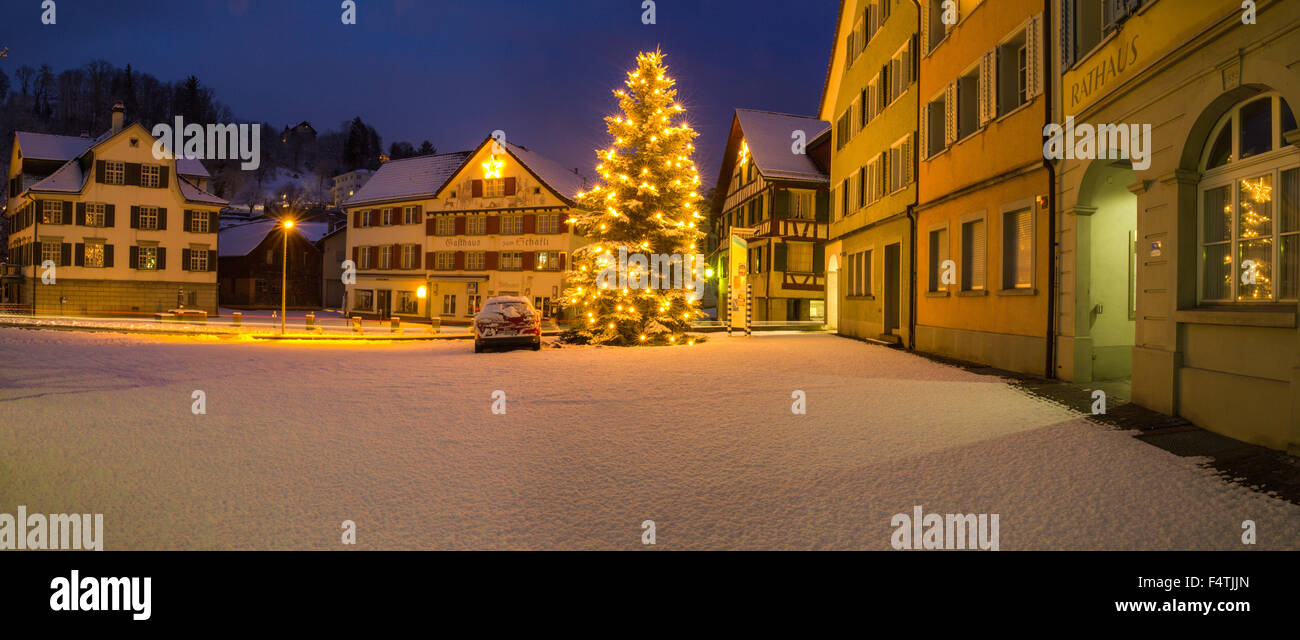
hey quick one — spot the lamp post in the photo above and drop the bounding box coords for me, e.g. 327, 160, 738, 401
281, 219, 294, 335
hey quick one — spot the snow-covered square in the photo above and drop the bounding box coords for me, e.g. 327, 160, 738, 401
1, 328, 1296, 550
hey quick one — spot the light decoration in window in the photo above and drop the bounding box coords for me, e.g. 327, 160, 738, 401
482, 155, 504, 179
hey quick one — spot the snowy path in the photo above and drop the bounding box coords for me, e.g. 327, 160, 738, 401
0, 328, 1296, 550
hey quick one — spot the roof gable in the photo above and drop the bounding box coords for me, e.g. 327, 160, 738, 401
433, 136, 586, 206
343, 152, 471, 208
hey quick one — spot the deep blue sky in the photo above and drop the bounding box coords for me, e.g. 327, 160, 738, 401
0, 0, 837, 189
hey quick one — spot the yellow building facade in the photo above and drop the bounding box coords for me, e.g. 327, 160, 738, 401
821, 0, 919, 344
1055, 0, 1300, 451
5, 111, 225, 315
916, 0, 1053, 374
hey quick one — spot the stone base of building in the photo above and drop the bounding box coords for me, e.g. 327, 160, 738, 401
915, 324, 1047, 376
32, 279, 218, 316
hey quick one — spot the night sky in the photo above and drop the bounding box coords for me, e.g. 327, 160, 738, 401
1, 0, 838, 189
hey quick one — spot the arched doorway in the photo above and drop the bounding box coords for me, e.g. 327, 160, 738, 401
825, 252, 839, 331
1073, 159, 1138, 381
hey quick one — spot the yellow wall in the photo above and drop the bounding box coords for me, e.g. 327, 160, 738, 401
821, 0, 919, 342
915, 0, 1050, 373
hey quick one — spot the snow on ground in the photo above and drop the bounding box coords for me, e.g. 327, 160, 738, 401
0, 328, 1297, 550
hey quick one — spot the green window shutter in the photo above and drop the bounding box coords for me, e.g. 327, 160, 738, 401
774, 242, 788, 272
773, 190, 790, 218
814, 244, 825, 273
815, 191, 829, 222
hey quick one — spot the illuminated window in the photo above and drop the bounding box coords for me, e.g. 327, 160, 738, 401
41, 200, 64, 224
1198, 93, 1299, 302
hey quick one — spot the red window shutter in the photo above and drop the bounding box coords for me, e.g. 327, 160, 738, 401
353, 212, 361, 228
486, 215, 500, 235
504, 177, 516, 196
392, 243, 401, 269
369, 210, 378, 226
413, 249, 422, 269
522, 251, 535, 270
426, 251, 437, 269
414, 205, 422, 217
454, 216, 466, 235
523, 214, 536, 234
453, 251, 465, 270
485, 251, 499, 270
560, 216, 569, 233
471, 180, 483, 197
558, 253, 566, 270
425, 217, 436, 235
352, 246, 359, 265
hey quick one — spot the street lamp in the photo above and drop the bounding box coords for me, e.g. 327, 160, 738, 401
281, 219, 294, 335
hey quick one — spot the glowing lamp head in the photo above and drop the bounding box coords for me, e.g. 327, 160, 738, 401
416, 286, 427, 299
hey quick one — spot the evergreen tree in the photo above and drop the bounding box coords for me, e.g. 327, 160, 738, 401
562, 49, 705, 346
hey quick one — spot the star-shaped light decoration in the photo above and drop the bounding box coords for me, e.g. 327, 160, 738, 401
482, 155, 504, 179
1241, 177, 1271, 203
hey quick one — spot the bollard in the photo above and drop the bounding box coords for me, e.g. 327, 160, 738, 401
390, 317, 401, 333
305, 312, 315, 330
232, 311, 241, 328
352, 316, 363, 334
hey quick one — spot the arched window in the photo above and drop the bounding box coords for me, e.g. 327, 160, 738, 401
1198, 92, 1299, 303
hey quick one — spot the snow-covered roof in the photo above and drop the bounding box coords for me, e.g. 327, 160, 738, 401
503, 141, 587, 203
294, 221, 331, 243
15, 131, 96, 161
28, 160, 87, 193
343, 152, 472, 208
177, 158, 210, 178
734, 109, 830, 184
178, 176, 228, 205
218, 220, 279, 257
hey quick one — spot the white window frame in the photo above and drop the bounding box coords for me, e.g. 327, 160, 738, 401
501, 214, 524, 235
1196, 93, 1299, 303
141, 164, 161, 188
189, 246, 209, 272
85, 203, 107, 227
41, 200, 64, 224
139, 206, 159, 231
436, 216, 455, 236
435, 251, 455, 271
104, 161, 125, 185
138, 245, 159, 270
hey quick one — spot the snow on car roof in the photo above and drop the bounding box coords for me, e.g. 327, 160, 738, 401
482, 296, 531, 305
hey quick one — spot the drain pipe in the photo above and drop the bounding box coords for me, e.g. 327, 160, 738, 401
907, 204, 917, 350
1043, 0, 1058, 379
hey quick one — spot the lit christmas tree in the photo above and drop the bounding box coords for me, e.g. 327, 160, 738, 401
562, 49, 706, 346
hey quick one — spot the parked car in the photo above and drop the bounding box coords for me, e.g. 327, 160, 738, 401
473, 296, 542, 352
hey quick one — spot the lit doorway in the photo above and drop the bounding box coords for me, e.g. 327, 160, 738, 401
1074, 160, 1138, 381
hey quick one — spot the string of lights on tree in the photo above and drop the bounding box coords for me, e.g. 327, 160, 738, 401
561, 49, 705, 346
1237, 176, 1273, 299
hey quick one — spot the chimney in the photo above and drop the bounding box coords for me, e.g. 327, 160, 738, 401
111, 101, 125, 134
